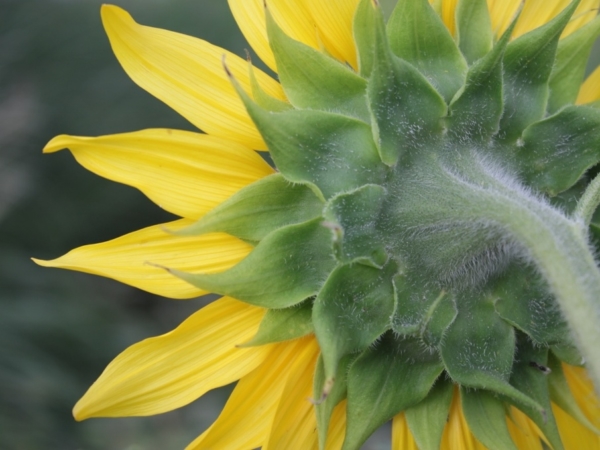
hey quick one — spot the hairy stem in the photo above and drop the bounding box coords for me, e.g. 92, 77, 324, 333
574, 171, 600, 226
393, 154, 600, 390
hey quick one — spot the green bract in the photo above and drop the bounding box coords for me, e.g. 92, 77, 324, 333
174, 0, 600, 448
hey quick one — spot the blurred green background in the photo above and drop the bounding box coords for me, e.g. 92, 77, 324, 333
0, 1, 398, 449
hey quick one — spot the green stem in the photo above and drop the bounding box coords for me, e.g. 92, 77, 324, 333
574, 171, 600, 226
497, 198, 600, 388
456, 163, 600, 389
393, 155, 600, 390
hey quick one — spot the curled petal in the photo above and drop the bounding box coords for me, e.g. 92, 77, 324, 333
33, 220, 252, 299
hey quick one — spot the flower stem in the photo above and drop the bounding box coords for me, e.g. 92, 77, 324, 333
574, 172, 600, 226
392, 154, 600, 390
455, 161, 600, 390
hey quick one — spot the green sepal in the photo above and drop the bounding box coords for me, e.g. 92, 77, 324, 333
313, 354, 354, 450
508, 337, 564, 450
455, 0, 493, 65
248, 61, 291, 112
441, 293, 515, 382
548, 17, 600, 113
179, 174, 324, 242
517, 105, 600, 195
420, 291, 457, 349
392, 275, 445, 335
548, 352, 600, 433
387, 0, 468, 102
460, 388, 518, 450
170, 219, 335, 308
233, 80, 386, 199
493, 264, 569, 345
404, 379, 454, 450
323, 184, 387, 266
366, 3, 447, 165
265, 9, 369, 121
448, 15, 515, 142
313, 261, 397, 389
551, 343, 585, 366
353, 0, 380, 78
238, 298, 314, 347
441, 293, 544, 415
498, 0, 581, 142
343, 334, 444, 450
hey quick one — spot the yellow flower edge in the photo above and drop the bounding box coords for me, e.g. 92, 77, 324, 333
36, 0, 600, 449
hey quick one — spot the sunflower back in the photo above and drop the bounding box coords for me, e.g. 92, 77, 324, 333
48, 0, 600, 449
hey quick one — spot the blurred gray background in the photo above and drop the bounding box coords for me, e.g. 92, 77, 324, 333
0, 0, 398, 449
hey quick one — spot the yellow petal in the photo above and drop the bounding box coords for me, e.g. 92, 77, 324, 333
228, 0, 320, 71
486, 0, 522, 37
553, 403, 600, 448
72, 297, 268, 419
562, 364, 600, 428
441, 389, 488, 450
506, 407, 544, 450
186, 338, 311, 450
441, 0, 460, 36
263, 337, 321, 450
577, 65, 600, 104
101, 5, 285, 150
487, 0, 599, 38
305, 0, 360, 68
391, 413, 419, 450
325, 400, 348, 450
33, 219, 252, 299
44, 130, 273, 220
565, 0, 600, 36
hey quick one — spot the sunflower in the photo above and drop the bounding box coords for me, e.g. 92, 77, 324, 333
35, 0, 600, 449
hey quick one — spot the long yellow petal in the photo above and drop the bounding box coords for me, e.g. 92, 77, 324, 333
44, 130, 273, 220
553, 404, 600, 448
186, 338, 311, 450
33, 220, 252, 299
72, 297, 268, 419
562, 364, 600, 428
391, 413, 419, 450
228, 0, 320, 71
305, 0, 360, 68
263, 337, 321, 450
441, 389, 487, 450
101, 5, 285, 150
578, 65, 600, 104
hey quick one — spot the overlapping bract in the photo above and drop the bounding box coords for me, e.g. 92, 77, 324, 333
177, 0, 600, 448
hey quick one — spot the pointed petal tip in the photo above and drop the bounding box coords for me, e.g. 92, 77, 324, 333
43, 135, 73, 154
31, 257, 56, 268
72, 402, 89, 422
